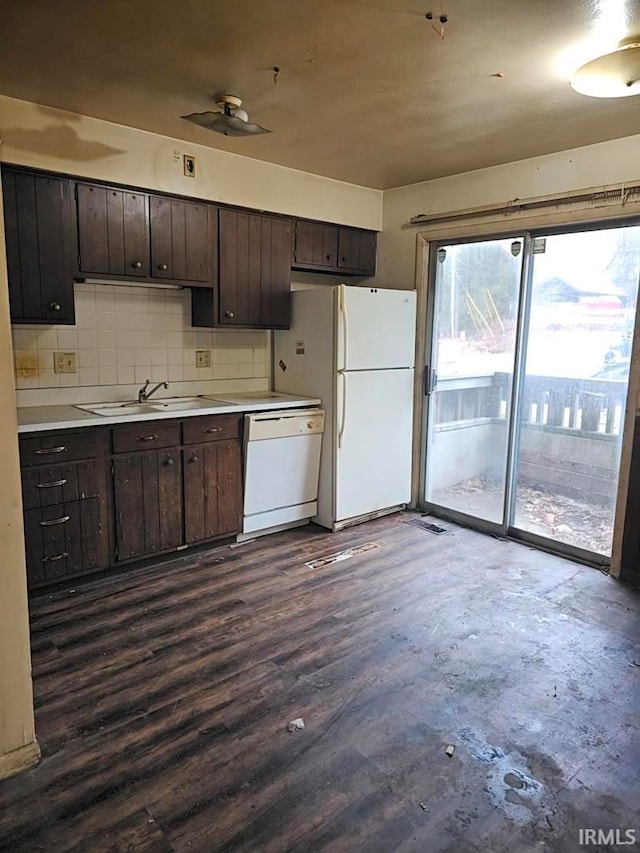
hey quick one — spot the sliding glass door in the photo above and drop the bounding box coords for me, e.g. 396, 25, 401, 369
510, 228, 640, 558
424, 237, 525, 526
422, 224, 640, 561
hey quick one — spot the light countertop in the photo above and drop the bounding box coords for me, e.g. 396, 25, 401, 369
17, 393, 322, 433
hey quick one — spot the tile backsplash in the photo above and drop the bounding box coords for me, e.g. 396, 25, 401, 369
11, 282, 269, 391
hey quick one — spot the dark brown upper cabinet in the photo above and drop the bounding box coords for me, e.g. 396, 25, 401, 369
337, 227, 377, 275
149, 195, 211, 285
293, 220, 339, 269
2, 166, 75, 324
292, 220, 377, 277
76, 183, 150, 278
192, 208, 291, 329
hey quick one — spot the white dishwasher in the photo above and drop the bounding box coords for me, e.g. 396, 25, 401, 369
241, 408, 325, 539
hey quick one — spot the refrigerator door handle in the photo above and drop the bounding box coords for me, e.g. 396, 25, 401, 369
338, 284, 348, 371
338, 371, 348, 448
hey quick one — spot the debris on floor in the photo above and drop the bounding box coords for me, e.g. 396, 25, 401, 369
445, 744, 455, 757
433, 479, 613, 555
305, 542, 379, 570
287, 717, 305, 732
419, 802, 429, 811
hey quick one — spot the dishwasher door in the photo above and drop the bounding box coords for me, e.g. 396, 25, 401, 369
243, 409, 325, 536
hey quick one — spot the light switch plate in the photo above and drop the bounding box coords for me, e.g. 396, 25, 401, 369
53, 351, 77, 374
184, 154, 196, 178
195, 349, 211, 368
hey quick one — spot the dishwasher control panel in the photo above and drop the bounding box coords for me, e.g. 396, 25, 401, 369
245, 408, 325, 441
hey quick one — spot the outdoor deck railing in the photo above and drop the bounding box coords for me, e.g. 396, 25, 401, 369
435, 371, 627, 438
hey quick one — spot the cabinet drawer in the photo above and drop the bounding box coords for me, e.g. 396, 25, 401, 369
182, 414, 241, 445
21, 459, 102, 509
112, 421, 180, 454
23, 498, 108, 587
20, 430, 105, 467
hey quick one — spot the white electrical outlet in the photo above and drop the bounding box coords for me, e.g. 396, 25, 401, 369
53, 351, 77, 374
195, 349, 211, 368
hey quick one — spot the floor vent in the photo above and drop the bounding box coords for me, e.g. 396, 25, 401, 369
305, 542, 379, 569
404, 518, 448, 535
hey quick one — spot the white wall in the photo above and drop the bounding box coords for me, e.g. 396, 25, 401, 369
0, 95, 382, 230
378, 133, 640, 289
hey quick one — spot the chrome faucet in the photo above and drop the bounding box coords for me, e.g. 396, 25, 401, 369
137, 379, 168, 403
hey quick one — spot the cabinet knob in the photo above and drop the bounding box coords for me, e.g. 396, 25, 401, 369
158, 263, 168, 271
165, 457, 174, 466
191, 453, 199, 463
48, 302, 62, 312
225, 310, 235, 319
326, 254, 333, 261
132, 261, 142, 269
341, 256, 348, 263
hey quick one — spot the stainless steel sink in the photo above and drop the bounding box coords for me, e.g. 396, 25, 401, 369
74, 402, 155, 416
74, 396, 228, 417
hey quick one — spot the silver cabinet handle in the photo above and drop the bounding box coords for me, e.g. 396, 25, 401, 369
132, 261, 142, 269
39, 515, 70, 527
158, 263, 168, 271
165, 457, 174, 466
48, 302, 62, 312
136, 434, 159, 442
37, 479, 68, 489
43, 552, 68, 562
35, 446, 66, 455
204, 427, 220, 433
224, 310, 235, 319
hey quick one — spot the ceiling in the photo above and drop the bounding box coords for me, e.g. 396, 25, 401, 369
1, 0, 640, 189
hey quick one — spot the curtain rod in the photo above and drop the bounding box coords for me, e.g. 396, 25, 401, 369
402, 181, 640, 229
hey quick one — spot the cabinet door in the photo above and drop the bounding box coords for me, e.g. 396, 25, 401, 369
338, 228, 377, 275
77, 184, 149, 278
218, 209, 291, 328
112, 449, 182, 561
149, 196, 210, 283
293, 221, 338, 269
23, 498, 108, 588
2, 168, 75, 324
183, 440, 242, 543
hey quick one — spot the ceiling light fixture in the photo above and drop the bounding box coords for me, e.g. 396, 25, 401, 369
181, 94, 272, 137
570, 36, 640, 97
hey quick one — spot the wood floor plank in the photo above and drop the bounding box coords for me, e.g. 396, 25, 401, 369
1, 512, 639, 853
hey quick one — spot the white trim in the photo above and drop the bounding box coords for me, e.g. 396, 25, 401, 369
0, 740, 40, 781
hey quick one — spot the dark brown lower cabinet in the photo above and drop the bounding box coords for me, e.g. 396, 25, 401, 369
183, 440, 242, 543
20, 414, 244, 586
24, 499, 107, 586
112, 448, 183, 561
19, 427, 110, 590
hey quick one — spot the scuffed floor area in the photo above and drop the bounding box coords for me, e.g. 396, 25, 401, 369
0, 512, 638, 852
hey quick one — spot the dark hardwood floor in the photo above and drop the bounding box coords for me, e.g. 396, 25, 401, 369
1, 512, 639, 853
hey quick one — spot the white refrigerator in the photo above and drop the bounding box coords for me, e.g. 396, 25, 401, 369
274, 284, 416, 530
